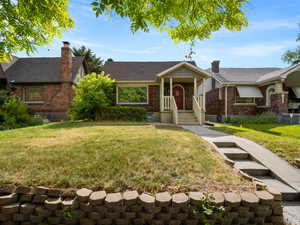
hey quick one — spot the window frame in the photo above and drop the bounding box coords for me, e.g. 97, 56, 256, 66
117, 85, 149, 105
235, 88, 255, 104
22, 86, 44, 104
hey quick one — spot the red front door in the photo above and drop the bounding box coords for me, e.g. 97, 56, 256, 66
173, 86, 184, 109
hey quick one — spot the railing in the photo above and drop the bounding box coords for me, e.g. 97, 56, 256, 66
163, 96, 171, 111
193, 96, 203, 125
170, 96, 178, 125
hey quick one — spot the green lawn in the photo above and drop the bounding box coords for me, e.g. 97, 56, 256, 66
212, 123, 300, 167
0, 122, 252, 193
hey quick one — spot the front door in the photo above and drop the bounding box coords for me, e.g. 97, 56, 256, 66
173, 85, 184, 109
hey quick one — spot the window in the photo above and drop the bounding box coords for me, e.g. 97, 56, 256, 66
23, 86, 44, 103
235, 89, 255, 104
117, 86, 148, 104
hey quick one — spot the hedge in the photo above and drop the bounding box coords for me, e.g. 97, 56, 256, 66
96, 106, 148, 121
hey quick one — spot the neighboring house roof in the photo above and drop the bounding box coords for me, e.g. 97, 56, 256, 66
5, 57, 84, 83
209, 68, 280, 84
257, 63, 300, 83
103, 61, 196, 81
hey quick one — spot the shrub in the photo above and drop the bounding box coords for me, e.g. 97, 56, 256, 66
28, 114, 44, 126
225, 112, 278, 124
96, 106, 147, 121
0, 96, 31, 128
70, 72, 116, 120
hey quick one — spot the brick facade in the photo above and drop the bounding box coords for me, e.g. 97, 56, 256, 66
206, 85, 289, 117
14, 83, 74, 121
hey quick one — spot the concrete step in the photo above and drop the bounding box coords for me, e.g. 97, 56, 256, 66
214, 142, 238, 148
178, 122, 199, 125
255, 176, 300, 201
234, 160, 270, 176
218, 147, 250, 160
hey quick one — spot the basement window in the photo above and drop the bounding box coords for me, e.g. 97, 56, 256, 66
117, 86, 148, 104
23, 86, 44, 103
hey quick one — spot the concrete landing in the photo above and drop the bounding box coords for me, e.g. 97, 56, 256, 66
218, 147, 249, 160
234, 160, 270, 176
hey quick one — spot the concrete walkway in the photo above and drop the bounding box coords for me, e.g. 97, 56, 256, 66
181, 125, 300, 225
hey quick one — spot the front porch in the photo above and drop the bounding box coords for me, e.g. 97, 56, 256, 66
157, 62, 210, 125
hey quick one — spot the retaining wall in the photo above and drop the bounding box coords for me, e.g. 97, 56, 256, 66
0, 184, 284, 225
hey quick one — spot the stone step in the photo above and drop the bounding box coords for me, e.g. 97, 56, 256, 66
218, 147, 250, 160
234, 160, 270, 176
255, 176, 300, 201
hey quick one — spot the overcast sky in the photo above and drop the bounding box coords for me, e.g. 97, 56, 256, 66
19, 0, 300, 69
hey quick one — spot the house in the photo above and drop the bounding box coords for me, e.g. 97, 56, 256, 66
103, 60, 211, 124
205, 60, 300, 123
0, 42, 87, 121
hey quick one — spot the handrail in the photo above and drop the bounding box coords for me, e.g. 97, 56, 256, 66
193, 96, 202, 125
170, 96, 178, 125
163, 96, 171, 111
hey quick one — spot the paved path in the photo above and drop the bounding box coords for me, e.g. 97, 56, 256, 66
181, 125, 300, 225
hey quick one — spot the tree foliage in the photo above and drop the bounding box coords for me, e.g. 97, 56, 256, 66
70, 72, 116, 120
0, 0, 73, 61
91, 0, 248, 42
72, 46, 104, 73
282, 24, 300, 65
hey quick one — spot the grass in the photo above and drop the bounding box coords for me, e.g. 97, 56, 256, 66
0, 121, 252, 193
211, 123, 300, 167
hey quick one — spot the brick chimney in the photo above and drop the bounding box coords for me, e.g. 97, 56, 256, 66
211, 60, 220, 73
61, 41, 72, 81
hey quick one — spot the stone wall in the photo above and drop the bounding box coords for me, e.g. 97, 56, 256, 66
0, 184, 284, 225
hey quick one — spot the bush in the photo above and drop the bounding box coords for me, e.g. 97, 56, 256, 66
28, 114, 44, 126
0, 96, 31, 128
70, 72, 116, 120
225, 112, 278, 124
96, 106, 147, 121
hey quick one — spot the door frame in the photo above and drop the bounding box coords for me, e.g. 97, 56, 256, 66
172, 84, 185, 110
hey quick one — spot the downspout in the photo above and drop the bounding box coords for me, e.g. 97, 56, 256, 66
225, 86, 228, 120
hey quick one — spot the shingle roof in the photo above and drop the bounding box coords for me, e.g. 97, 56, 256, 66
208, 67, 281, 84
103, 61, 196, 81
0, 56, 18, 72
5, 57, 84, 83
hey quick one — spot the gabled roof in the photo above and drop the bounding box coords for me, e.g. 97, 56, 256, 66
257, 63, 300, 83
5, 57, 84, 83
103, 61, 196, 81
208, 67, 280, 84
0, 56, 18, 72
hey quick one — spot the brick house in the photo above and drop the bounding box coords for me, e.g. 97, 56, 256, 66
205, 60, 300, 123
0, 42, 87, 121
103, 61, 211, 124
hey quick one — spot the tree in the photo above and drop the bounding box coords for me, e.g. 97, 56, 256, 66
0, 0, 73, 61
70, 72, 116, 120
91, 0, 248, 42
282, 25, 300, 65
72, 46, 104, 73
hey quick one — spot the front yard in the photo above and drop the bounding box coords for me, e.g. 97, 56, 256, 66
212, 123, 300, 167
0, 122, 252, 193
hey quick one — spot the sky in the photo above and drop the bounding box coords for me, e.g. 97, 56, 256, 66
19, 0, 300, 69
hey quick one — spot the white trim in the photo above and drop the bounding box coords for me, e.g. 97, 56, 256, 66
172, 84, 185, 110
156, 62, 212, 79
116, 85, 149, 105
266, 85, 275, 106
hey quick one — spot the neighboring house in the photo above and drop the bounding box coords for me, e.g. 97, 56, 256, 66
0, 42, 87, 121
104, 61, 211, 124
205, 60, 300, 123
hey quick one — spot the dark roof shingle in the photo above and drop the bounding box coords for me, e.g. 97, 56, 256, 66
103, 61, 196, 81
5, 57, 84, 83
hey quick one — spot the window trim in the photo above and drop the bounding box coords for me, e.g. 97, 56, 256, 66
22, 86, 44, 104
116, 85, 149, 105
235, 88, 255, 104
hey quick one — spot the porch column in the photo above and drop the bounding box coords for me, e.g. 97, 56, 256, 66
170, 78, 173, 97
194, 77, 197, 96
160, 78, 164, 112
202, 79, 206, 111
